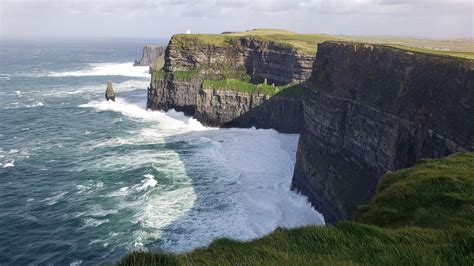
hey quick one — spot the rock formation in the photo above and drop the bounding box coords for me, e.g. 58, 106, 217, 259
134, 45, 166, 70
105, 80, 115, 102
291, 42, 474, 223
147, 34, 314, 133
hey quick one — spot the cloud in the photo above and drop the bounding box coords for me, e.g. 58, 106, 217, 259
0, 0, 472, 39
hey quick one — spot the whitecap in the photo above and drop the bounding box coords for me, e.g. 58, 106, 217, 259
79, 98, 210, 135
135, 174, 158, 192
82, 218, 109, 227
3, 160, 14, 168
70, 260, 82, 266
42, 191, 68, 206
24, 101, 44, 108
47, 63, 149, 78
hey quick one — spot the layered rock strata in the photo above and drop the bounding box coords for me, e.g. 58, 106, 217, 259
147, 35, 314, 133
134, 45, 165, 67
291, 41, 474, 223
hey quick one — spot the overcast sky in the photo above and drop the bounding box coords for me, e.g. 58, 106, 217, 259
1, 0, 473, 40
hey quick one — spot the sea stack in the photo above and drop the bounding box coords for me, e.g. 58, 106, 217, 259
105, 80, 115, 102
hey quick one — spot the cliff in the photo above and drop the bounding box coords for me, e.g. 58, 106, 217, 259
147, 32, 317, 133
134, 45, 165, 68
147, 31, 474, 222
292, 41, 474, 223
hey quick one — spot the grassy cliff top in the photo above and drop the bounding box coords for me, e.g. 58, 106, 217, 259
203, 79, 305, 97
171, 29, 337, 55
119, 152, 474, 265
171, 29, 474, 59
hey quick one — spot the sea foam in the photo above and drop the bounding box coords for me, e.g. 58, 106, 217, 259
78, 89, 324, 253
47, 63, 149, 78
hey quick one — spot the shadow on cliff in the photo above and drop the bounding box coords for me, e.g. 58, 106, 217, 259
220, 84, 306, 134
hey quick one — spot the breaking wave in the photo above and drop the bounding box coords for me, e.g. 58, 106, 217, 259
47, 63, 149, 78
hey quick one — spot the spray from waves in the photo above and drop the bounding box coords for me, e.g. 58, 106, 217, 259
76, 86, 323, 254
79, 98, 209, 135
155, 129, 325, 253
47, 63, 149, 78
135, 174, 158, 192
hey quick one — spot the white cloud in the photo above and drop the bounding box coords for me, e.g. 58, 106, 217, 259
0, 0, 472, 39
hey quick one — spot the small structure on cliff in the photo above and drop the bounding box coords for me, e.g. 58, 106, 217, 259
105, 80, 115, 102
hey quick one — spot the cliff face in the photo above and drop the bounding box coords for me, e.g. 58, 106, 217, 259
292, 42, 474, 223
134, 45, 165, 67
195, 89, 302, 133
165, 36, 314, 84
147, 35, 313, 133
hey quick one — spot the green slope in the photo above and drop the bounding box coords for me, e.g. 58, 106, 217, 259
119, 152, 474, 265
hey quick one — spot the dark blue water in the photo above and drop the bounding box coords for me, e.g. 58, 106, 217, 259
0, 40, 323, 265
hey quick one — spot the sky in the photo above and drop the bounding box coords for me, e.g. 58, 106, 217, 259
1, 0, 473, 40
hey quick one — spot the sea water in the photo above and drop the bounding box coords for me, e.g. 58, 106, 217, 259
0, 40, 324, 264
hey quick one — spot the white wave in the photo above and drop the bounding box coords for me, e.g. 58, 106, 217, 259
79, 98, 209, 135
25, 100, 44, 108
47, 63, 149, 78
8, 149, 19, 154
2, 160, 14, 168
135, 174, 158, 192
42, 191, 68, 206
15, 91, 22, 97
82, 218, 109, 227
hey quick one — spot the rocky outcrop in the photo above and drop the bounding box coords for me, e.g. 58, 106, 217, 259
134, 45, 165, 67
292, 41, 474, 223
147, 34, 313, 133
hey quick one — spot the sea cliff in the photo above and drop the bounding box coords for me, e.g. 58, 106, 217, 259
145, 31, 474, 223
134, 45, 165, 68
147, 33, 315, 133
292, 41, 474, 223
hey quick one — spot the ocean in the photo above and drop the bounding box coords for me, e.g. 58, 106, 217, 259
0, 40, 324, 265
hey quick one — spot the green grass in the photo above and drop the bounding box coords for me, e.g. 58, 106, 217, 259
119, 152, 474, 265
203, 79, 306, 97
171, 29, 474, 59
152, 68, 199, 83
172, 69, 199, 79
